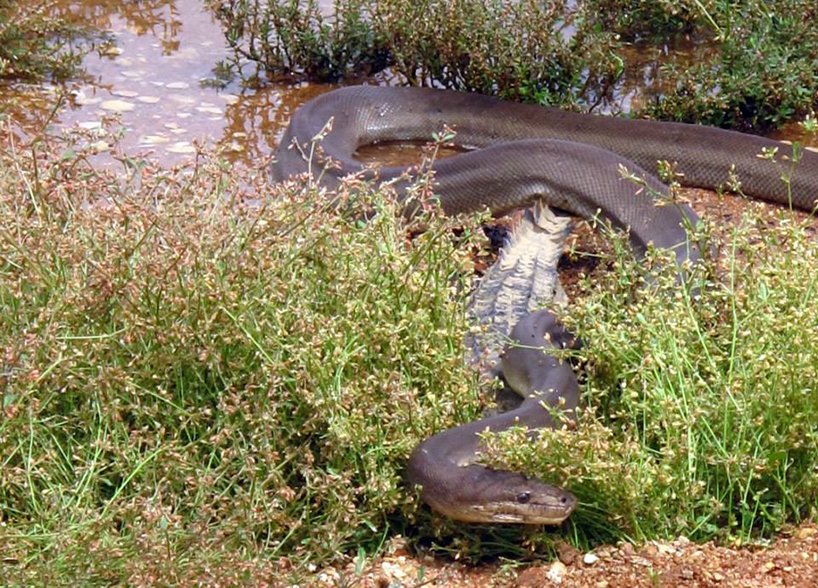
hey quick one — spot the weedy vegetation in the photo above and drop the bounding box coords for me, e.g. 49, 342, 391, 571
3, 0, 818, 584
484, 205, 818, 547
2, 123, 818, 584
0, 0, 85, 81
0, 128, 486, 583
209, 0, 818, 129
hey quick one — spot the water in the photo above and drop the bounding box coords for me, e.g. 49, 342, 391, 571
1, 0, 336, 165
0, 0, 813, 168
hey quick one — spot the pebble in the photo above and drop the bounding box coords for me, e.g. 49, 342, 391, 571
89, 140, 110, 153
137, 96, 160, 104
515, 566, 546, 588
546, 560, 567, 584
556, 541, 580, 565
380, 560, 407, 581
583, 552, 599, 566
796, 527, 816, 539
595, 546, 615, 559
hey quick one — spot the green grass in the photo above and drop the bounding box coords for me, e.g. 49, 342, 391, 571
0, 131, 485, 583
484, 207, 818, 547
211, 0, 818, 130
0, 0, 85, 81
3, 89, 818, 587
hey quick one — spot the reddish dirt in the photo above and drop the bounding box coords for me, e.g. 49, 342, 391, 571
327, 524, 818, 587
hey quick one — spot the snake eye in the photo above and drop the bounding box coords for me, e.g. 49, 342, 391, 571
516, 491, 531, 504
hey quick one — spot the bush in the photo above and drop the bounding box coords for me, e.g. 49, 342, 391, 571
485, 209, 818, 545
0, 0, 82, 80
0, 130, 483, 583
208, 0, 623, 106
209, 0, 818, 128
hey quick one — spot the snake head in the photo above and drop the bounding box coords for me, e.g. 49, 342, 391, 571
466, 470, 577, 524
412, 462, 578, 525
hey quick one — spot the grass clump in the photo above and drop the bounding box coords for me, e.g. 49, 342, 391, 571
210, 0, 818, 129
484, 210, 818, 545
0, 0, 83, 80
0, 131, 484, 583
208, 0, 623, 105
641, 1, 818, 131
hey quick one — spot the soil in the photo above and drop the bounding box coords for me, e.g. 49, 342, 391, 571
319, 186, 818, 588
329, 523, 818, 587
557, 185, 818, 296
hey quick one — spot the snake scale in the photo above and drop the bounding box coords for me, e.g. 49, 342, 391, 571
272, 85, 818, 524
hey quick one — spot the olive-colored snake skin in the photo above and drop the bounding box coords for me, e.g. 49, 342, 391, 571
272, 85, 818, 524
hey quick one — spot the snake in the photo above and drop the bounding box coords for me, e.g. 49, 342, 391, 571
271, 85, 818, 524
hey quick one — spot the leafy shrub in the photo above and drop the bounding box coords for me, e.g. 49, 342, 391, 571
0, 0, 82, 80
209, 0, 818, 128
485, 210, 818, 544
0, 130, 483, 582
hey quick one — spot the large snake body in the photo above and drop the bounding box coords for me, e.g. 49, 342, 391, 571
272, 86, 818, 524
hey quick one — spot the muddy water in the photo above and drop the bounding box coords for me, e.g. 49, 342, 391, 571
0, 0, 337, 165
0, 0, 814, 168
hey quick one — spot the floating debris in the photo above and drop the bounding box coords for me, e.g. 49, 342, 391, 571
166, 142, 196, 154
100, 99, 135, 113
196, 105, 222, 115
100, 45, 122, 57
168, 94, 195, 105
140, 134, 170, 145
73, 90, 101, 106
